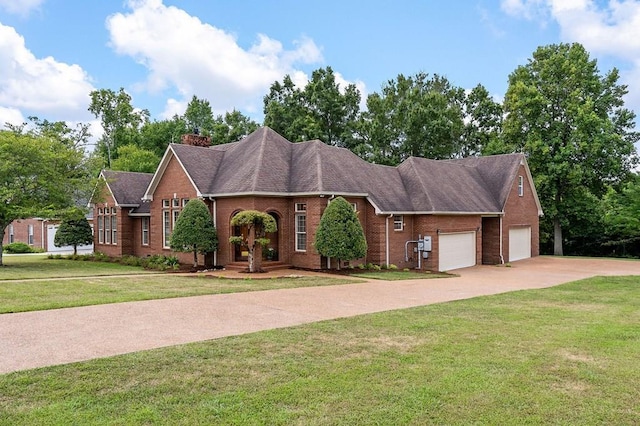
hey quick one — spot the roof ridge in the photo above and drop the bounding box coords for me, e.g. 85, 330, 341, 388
406, 157, 434, 210
252, 128, 267, 191
312, 140, 323, 193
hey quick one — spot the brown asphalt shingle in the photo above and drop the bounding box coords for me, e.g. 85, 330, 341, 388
139, 126, 529, 214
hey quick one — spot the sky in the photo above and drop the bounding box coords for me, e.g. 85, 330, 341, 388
1, 0, 640, 143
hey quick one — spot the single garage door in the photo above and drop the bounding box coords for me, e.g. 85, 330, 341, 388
439, 231, 476, 271
509, 226, 531, 262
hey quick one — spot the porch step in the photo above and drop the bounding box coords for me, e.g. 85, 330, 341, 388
224, 261, 291, 272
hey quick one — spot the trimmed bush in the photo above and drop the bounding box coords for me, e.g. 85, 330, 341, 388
4, 242, 35, 254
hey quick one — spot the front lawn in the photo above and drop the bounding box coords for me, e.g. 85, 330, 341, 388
1, 276, 638, 424
0, 274, 360, 314
0, 255, 156, 280
350, 269, 452, 280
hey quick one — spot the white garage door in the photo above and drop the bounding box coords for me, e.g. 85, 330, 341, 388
439, 232, 476, 271
509, 227, 531, 262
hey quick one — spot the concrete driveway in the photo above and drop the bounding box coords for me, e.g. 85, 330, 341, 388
1, 256, 640, 374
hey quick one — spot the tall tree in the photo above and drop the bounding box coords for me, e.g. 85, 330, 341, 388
212, 110, 259, 145
170, 199, 218, 268
0, 130, 91, 265
88, 88, 149, 167
500, 43, 638, 255
263, 66, 361, 148
314, 197, 367, 270
139, 116, 188, 157
463, 84, 503, 157
184, 95, 215, 136
110, 145, 160, 173
54, 208, 93, 255
229, 211, 277, 273
359, 73, 468, 165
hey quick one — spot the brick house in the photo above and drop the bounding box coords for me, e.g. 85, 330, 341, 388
91, 127, 542, 271
3, 217, 93, 253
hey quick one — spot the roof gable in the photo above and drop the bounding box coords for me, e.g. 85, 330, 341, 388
100, 170, 152, 207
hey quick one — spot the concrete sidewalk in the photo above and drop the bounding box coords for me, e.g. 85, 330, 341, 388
2, 256, 640, 374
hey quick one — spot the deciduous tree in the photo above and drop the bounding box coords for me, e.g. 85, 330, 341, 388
263, 67, 361, 148
170, 199, 218, 268
359, 73, 469, 164
0, 131, 91, 265
88, 88, 149, 167
500, 43, 638, 255
110, 144, 160, 173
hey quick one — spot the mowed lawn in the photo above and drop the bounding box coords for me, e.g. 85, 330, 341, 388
0, 255, 359, 313
1, 274, 639, 424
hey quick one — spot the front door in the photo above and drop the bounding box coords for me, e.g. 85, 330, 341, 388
233, 224, 248, 261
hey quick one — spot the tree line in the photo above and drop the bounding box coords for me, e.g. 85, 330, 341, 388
2, 42, 639, 262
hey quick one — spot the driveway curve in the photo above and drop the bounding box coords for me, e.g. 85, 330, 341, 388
1, 256, 639, 374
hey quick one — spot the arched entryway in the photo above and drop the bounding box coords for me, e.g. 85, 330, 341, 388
231, 210, 281, 263
231, 210, 248, 262
263, 211, 280, 261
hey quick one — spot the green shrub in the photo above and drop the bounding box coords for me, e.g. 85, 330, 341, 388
389, 264, 398, 270
371, 264, 382, 271
4, 242, 34, 253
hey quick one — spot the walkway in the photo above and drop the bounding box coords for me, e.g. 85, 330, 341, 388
2, 256, 640, 374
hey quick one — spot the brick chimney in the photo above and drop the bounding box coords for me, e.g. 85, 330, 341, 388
181, 133, 211, 147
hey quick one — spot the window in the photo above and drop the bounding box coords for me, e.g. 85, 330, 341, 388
172, 198, 180, 208
182, 198, 189, 207
105, 212, 111, 244
295, 203, 307, 252
111, 214, 117, 244
173, 210, 181, 229
142, 217, 149, 246
28, 224, 34, 245
8, 224, 13, 243
162, 199, 170, 208
393, 215, 404, 231
518, 176, 524, 197
163, 210, 171, 248
352, 203, 358, 211
98, 216, 104, 244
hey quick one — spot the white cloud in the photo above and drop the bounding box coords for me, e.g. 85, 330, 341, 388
0, 106, 25, 128
107, 0, 324, 118
0, 23, 95, 122
501, 0, 640, 117
0, 0, 44, 16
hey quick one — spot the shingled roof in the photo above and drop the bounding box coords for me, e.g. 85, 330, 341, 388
100, 170, 153, 214
143, 127, 539, 215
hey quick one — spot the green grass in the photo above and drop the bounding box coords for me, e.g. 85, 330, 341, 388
0, 274, 359, 314
1, 276, 639, 424
0, 255, 156, 280
350, 270, 453, 280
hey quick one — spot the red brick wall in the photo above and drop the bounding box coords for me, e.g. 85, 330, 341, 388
502, 164, 540, 262
482, 217, 501, 265
92, 185, 124, 257
149, 155, 200, 265
2, 218, 47, 249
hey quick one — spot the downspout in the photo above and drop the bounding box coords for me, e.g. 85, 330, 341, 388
210, 198, 218, 267
385, 214, 393, 267
41, 220, 46, 251
499, 215, 505, 265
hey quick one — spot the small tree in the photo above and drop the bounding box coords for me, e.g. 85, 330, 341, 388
170, 199, 218, 268
314, 197, 367, 270
54, 209, 94, 255
229, 210, 277, 273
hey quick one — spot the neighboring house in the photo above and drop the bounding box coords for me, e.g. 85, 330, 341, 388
2, 217, 94, 253
91, 127, 542, 271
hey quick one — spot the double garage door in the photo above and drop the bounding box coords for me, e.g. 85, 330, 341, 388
439, 232, 476, 272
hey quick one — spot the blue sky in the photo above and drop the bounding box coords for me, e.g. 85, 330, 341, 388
1, 0, 640, 141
